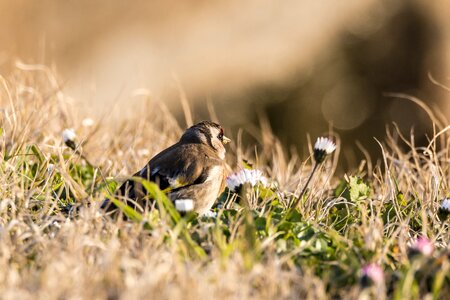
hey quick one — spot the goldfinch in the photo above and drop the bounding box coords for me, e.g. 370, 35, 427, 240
103, 121, 230, 215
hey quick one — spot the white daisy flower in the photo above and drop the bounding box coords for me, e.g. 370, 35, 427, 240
82, 118, 95, 127
438, 197, 450, 221
313, 137, 336, 163
62, 128, 76, 143
440, 197, 450, 212
175, 199, 194, 212
47, 163, 55, 174
62, 128, 77, 149
203, 211, 218, 218
226, 169, 268, 192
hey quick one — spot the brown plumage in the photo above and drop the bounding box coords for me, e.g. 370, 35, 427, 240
103, 121, 230, 215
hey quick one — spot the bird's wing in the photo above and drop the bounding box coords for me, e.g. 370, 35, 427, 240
138, 143, 220, 192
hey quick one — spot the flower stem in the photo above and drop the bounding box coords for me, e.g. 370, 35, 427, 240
288, 162, 319, 210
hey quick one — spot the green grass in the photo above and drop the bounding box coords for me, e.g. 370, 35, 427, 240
0, 66, 449, 299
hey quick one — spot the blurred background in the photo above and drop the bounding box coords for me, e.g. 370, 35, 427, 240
1, 0, 449, 168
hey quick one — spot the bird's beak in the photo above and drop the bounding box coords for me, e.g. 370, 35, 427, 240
222, 136, 231, 145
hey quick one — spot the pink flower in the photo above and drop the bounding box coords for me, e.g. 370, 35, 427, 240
361, 263, 384, 286
410, 236, 434, 257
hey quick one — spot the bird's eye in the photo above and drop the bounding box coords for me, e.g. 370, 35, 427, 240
218, 129, 224, 141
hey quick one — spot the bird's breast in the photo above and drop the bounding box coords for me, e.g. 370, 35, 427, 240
205, 165, 224, 192
189, 165, 224, 215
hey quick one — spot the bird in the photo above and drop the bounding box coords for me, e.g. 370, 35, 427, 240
102, 121, 230, 216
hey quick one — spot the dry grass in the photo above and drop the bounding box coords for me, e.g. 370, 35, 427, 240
0, 64, 449, 299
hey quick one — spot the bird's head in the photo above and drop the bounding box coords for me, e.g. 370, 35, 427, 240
180, 121, 230, 159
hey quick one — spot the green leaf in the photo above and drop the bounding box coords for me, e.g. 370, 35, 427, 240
287, 209, 302, 222
133, 177, 206, 259
109, 197, 144, 222
335, 176, 371, 203
30, 144, 45, 163
137, 178, 181, 224
259, 186, 277, 200
396, 192, 407, 207
254, 217, 267, 232
348, 176, 370, 202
